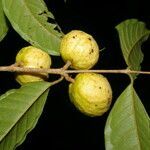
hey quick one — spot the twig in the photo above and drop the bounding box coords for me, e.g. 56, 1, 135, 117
0, 65, 149, 75
0, 65, 60, 74
59, 61, 75, 83
0, 66, 148, 74
61, 61, 72, 70
64, 69, 150, 75
50, 76, 64, 86
63, 73, 75, 83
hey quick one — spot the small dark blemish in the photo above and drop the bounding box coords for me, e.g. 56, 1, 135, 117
89, 49, 94, 54
88, 37, 91, 41
72, 36, 76, 38
99, 86, 102, 89
60, 35, 63, 38
40, 66, 43, 68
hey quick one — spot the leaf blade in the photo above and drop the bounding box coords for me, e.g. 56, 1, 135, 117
105, 84, 150, 150
0, 81, 50, 150
2, 0, 63, 55
116, 19, 150, 80
0, 0, 8, 41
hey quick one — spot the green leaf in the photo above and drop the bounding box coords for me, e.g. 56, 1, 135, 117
105, 84, 150, 150
2, 0, 64, 56
0, 81, 50, 150
116, 19, 150, 80
0, 0, 8, 41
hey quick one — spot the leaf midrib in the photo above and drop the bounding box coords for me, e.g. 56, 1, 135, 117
130, 84, 142, 150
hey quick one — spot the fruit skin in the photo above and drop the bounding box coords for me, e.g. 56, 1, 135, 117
15, 46, 51, 85
69, 73, 112, 117
60, 30, 99, 69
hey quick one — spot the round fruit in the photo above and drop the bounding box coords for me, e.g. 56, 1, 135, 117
15, 46, 51, 85
69, 73, 112, 117
60, 30, 99, 69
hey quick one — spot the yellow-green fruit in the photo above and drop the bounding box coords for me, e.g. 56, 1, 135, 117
15, 46, 51, 85
69, 73, 112, 117
60, 30, 99, 69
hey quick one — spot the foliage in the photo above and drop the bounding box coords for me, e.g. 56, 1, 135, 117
104, 19, 150, 150
116, 19, 150, 81
0, 82, 50, 150
105, 84, 150, 150
0, 0, 149, 150
2, 0, 64, 55
0, 0, 8, 41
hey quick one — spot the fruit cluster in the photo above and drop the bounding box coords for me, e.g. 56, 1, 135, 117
15, 30, 112, 117
60, 30, 112, 116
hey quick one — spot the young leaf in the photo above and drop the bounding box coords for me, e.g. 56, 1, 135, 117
116, 19, 150, 80
0, 81, 50, 150
0, 0, 8, 41
2, 0, 64, 56
105, 84, 150, 150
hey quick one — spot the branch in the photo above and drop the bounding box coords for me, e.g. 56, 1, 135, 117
65, 69, 150, 75
0, 64, 149, 75
0, 65, 60, 74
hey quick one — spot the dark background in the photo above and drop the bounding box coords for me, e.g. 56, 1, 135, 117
0, 0, 149, 150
